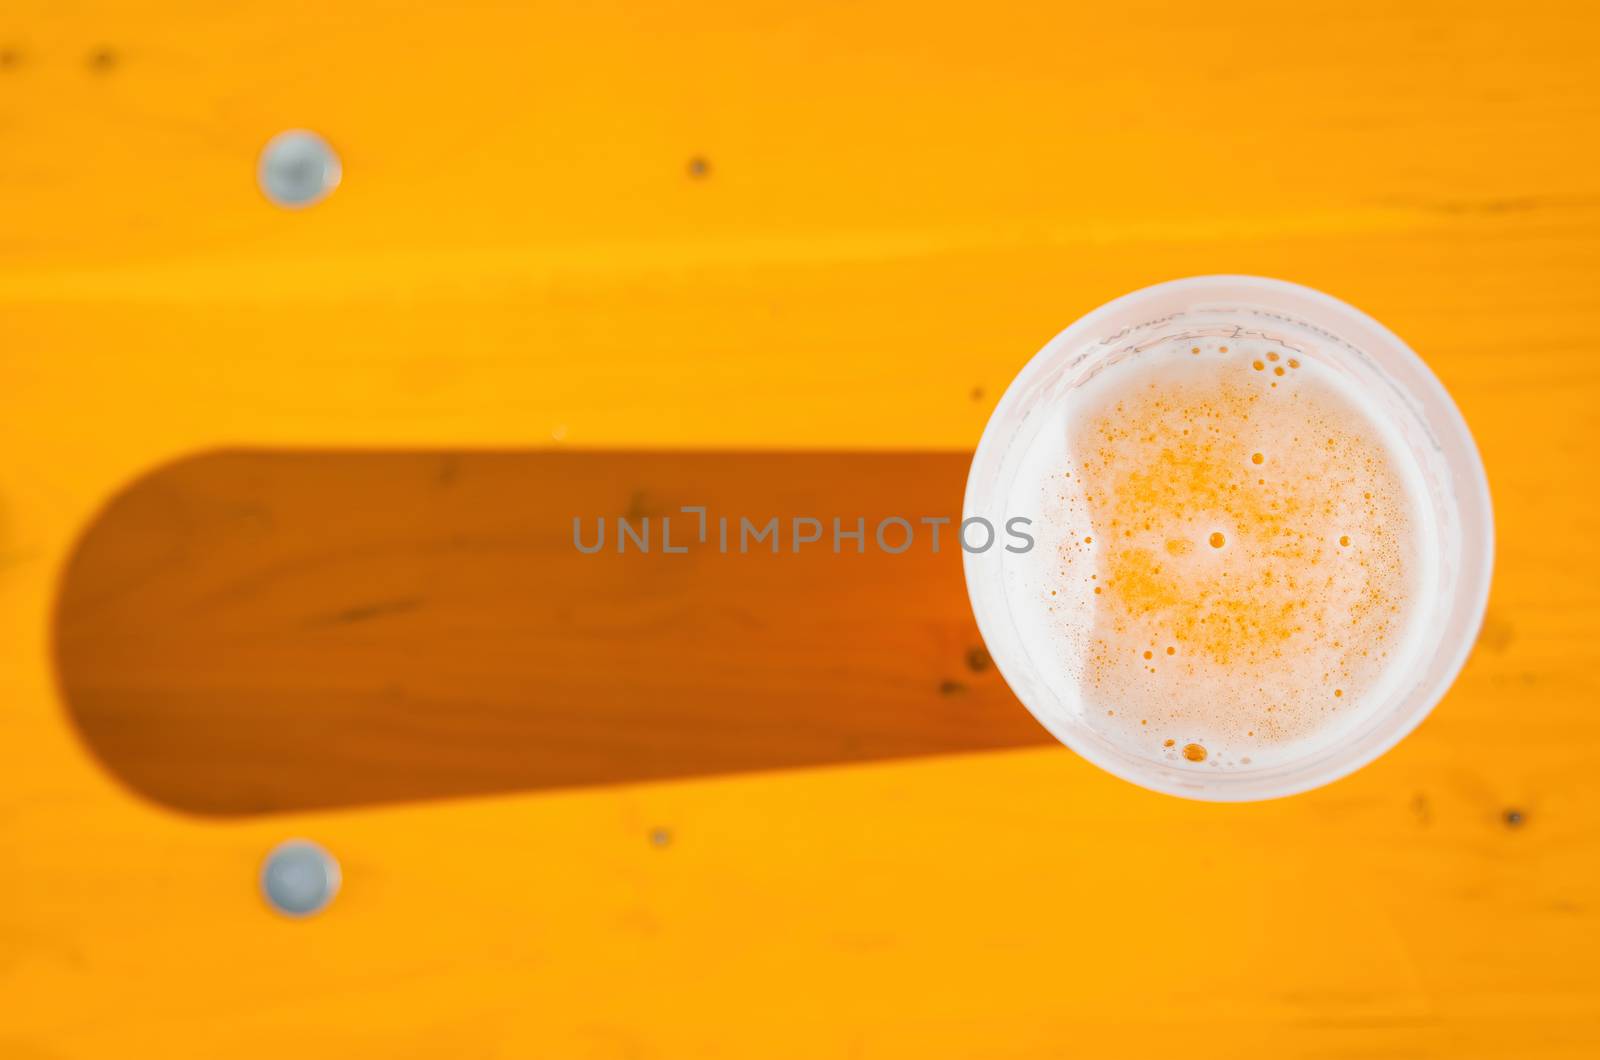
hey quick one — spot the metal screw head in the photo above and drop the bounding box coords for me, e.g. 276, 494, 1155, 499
258, 130, 341, 208
261, 839, 341, 917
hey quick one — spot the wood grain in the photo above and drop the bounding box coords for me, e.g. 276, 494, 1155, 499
3, 0, 1600, 1057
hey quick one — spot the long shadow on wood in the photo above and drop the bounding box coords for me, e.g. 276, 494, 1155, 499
54, 449, 1049, 817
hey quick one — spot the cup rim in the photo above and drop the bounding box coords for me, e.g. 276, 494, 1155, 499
963, 274, 1494, 801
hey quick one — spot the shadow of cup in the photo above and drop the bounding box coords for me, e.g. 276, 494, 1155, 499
54, 449, 1048, 817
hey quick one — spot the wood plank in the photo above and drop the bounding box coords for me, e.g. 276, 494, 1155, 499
3, 0, 1600, 1056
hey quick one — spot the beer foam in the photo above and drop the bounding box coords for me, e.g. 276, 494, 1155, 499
1002, 331, 1436, 771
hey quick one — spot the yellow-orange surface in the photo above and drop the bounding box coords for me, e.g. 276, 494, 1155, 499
4, 2, 1600, 1057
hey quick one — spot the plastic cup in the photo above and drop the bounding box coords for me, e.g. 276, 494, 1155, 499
963, 276, 1493, 800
